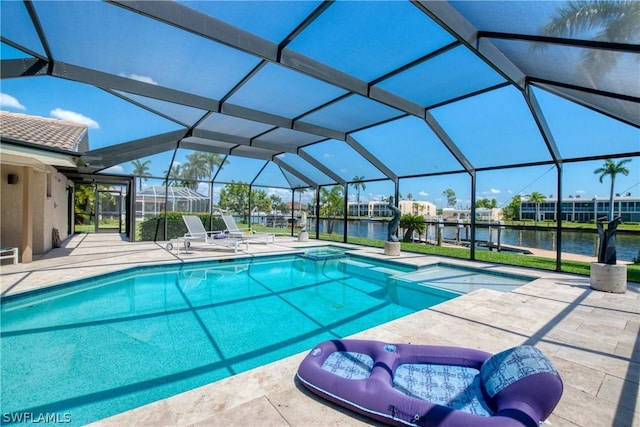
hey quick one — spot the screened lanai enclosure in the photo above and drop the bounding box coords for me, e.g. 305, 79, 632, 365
1, 1, 638, 266
136, 186, 210, 220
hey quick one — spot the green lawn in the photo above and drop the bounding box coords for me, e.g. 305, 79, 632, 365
332, 234, 640, 283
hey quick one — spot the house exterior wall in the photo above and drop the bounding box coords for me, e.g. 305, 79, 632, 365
347, 202, 368, 216
42, 168, 70, 252
520, 197, 640, 222
368, 201, 392, 217
398, 200, 436, 217
0, 163, 70, 259
359, 200, 437, 218
32, 169, 46, 254
1, 164, 24, 249
441, 207, 503, 222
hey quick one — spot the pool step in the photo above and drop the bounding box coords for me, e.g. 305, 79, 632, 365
299, 252, 347, 261
291, 257, 350, 279
391, 276, 463, 297
338, 259, 400, 284
392, 268, 523, 295
385, 279, 460, 310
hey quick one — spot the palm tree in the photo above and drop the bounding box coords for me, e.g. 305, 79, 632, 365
539, 1, 640, 82
131, 159, 151, 191
527, 191, 547, 226
400, 214, 426, 242
184, 152, 208, 180
594, 158, 632, 220
351, 176, 366, 217
201, 152, 226, 180
181, 151, 227, 191
443, 188, 457, 208
166, 163, 184, 187
74, 183, 96, 225
503, 195, 522, 221
320, 186, 344, 234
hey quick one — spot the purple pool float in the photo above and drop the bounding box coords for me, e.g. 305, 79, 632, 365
296, 339, 563, 427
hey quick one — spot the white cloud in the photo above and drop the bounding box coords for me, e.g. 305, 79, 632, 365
197, 182, 209, 194
101, 165, 124, 174
268, 188, 289, 198
576, 190, 586, 194
119, 73, 158, 85
50, 108, 99, 129
370, 193, 388, 201
0, 93, 26, 110
490, 188, 500, 194
418, 191, 429, 197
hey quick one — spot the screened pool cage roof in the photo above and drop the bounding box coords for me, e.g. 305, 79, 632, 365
138, 186, 209, 201
1, 1, 638, 192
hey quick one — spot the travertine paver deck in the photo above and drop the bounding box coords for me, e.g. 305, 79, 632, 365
1, 234, 638, 427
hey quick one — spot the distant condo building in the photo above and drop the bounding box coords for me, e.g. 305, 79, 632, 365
347, 200, 436, 218
346, 196, 640, 223
520, 195, 640, 223
441, 207, 503, 222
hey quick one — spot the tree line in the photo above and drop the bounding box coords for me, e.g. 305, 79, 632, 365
129, 154, 632, 226
131, 151, 226, 191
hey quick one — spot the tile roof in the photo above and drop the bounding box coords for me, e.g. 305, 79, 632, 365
0, 111, 88, 152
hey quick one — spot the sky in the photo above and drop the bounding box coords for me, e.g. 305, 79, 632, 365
1, 1, 638, 209
2, 71, 637, 209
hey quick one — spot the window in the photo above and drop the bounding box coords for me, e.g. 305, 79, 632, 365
46, 173, 52, 198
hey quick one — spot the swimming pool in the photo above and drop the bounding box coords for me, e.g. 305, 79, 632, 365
300, 245, 350, 260
0, 250, 531, 425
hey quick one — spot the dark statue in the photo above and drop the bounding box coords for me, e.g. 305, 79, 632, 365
596, 216, 622, 265
387, 196, 401, 242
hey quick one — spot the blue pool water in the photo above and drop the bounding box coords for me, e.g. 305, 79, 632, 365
0, 250, 531, 425
300, 245, 350, 260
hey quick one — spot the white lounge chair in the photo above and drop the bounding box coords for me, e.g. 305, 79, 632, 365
181, 215, 248, 253
221, 214, 275, 245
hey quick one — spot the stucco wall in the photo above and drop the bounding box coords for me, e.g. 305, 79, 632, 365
1, 164, 24, 249
44, 168, 71, 250
32, 168, 71, 254
32, 169, 46, 254
399, 200, 436, 217
1, 164, 70, 258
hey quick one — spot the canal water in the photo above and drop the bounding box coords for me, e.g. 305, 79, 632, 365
312, 219, 639, 262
